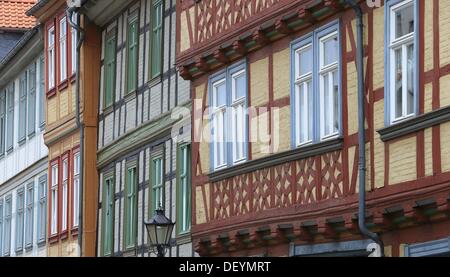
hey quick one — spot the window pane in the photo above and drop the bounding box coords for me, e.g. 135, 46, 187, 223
298, 81, 313, 143
214, 81, 226, 107
28, 63, 36, 136
395, 48, 403, 119
395, 4, 414, 39
407, 44, 414, 115
233, 73, 246, 100
333, 70, 339, 133
298, 45, 313, 76
323, 35, 338, 66
39, 56, 45, 126
323, 73, 330, 135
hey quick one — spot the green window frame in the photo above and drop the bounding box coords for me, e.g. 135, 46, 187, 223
104, 31, 116, 109
124, 165, 137, 249
150, 156, 164, 213
126, 15, 138, 94
102, 175, 115, 256
176, 143, 191, 235
150, 0, 163, 79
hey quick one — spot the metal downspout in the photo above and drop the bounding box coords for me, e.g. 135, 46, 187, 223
344, 0, 384, 256
67, 8, 85, 257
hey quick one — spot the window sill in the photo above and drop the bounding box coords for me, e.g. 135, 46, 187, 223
49, 234, 59, 244
148, 74, 162, 88
71, 226, 79, 238
15, 249, 23, 255
58, 79, 69, 91
6, 147, 13, 154
37, 240, 46, 248
378, 106, 450, 142
176, 232, 191, 245
60, 230, 69, 241
28, 131, 36, 139
103, 104, 114, 115
25, 244, 33, 252
18, 138, 26, 146
70, 73, 77, 84
47, 88, 57, 98
209, 138, 343, 183
124, 90, 137, 103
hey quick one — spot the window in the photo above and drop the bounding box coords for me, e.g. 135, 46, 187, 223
37, 175, 47, 243
25, 182, 34, 249
124, 166, 136, 249
73, 151, 80, 228
6, 84, 14, 151
50, 162, 59, 236
61, 156, 69, 232
59, 17, 68, 82
39, 56, 45, 127
19, 72, 27, 143
48, 26, 56, 90
150, 0, 163, 78
0, 199, 3, 257
102, 176, 114, 256
177, 144, 191, 234
104, 32, 116, 108
16, 188, 25, 252
291, 22, 341, 147
71, 12, 78, 75
209, 61, 248, 171
126, 15, 138, 94
386, 0, 417, 124
151, 157, 164, 212
28, 63, 36, 136
3, 196, 12, 256
0, 90, 5, 156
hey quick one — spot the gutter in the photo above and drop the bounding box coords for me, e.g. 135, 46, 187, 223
344, 0, 384, 257
67, 7, 85, 257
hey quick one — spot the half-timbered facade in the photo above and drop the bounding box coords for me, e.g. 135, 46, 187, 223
178, 0, 450, 257
27, 0, 101, 257
0, 26, 48, 257
83, 0, 193, 257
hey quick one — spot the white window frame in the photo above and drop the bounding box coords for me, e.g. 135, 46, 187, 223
3, 196, 12, 256
25, 183, 34, 248
51, 163, 58, 236
388, 0, 416, 124
179, 145, 190, 233
212, 79, 227, 170
61, 158, 68, 232
209, 61, 248, 171
71, 13, 78, 75
59, 17, 68, 82
73, 152, 80, 227
319, 31, 340, 140
48, 26, 55, 90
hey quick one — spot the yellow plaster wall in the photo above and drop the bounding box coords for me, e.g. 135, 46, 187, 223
372, 6, 385, 90
179, 9, 192, 53
440, 122, 450, 172
439, 2, 450, 68
195, 185, 209, 225
424, 83, 433, 113
60, 88, 69, 118
424, 128, 433, 177
389, 136, 417, 185
195, 83, 211, 175
251, 110, 271, 160
424, 0, 434, 73
440, 74, 450, 108
250, 57, 269, 107
47, 95, 58, 124
374, 101, 385, 188
346, 61, 359, 136
273, 48, 290, 100
274, 106, 290, 153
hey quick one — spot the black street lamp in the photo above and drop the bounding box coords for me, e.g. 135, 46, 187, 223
144, 206, 175, 257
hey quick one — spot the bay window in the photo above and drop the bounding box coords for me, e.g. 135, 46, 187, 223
291, 22, 341, 148
210, 61, 248, 171
386, 0, 417, 124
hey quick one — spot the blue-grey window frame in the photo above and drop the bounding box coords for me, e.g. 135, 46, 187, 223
404, 237, 450, 257
25, 181, 34, 250
3, 195, 12, 256
384, 0, 420, 126
37, 174, 47, 244
0, 198, 3, 257
209, 60, 249, 172
15, 186, 25, 253
290, 20, 343, 149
